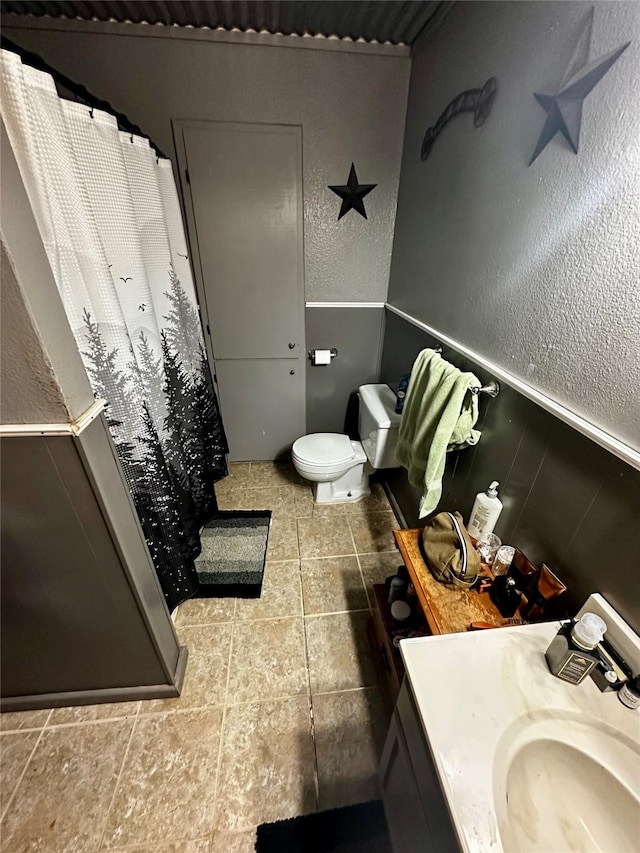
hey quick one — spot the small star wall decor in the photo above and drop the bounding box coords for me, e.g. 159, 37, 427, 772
529, 7, 630, 165
328, 164, 377, 220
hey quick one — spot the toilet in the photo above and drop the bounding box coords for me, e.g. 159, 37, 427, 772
292, 384, 401, 504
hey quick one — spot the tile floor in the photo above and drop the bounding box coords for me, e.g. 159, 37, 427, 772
0, 463, 403, 852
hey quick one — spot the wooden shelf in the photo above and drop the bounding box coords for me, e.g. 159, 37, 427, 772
368, 527, 507, 708
393, 528, 505, 636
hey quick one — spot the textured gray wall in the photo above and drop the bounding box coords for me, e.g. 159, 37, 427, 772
1, 120, 95, 423
306, 306, 384, 434
5, 22, 410, 303
388, 1, 640, 450
1, 239, 70, 424
380, 310, 640, 634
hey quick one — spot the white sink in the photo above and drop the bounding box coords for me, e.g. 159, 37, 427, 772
399, 612, 640, 853
494, 714, 640, 852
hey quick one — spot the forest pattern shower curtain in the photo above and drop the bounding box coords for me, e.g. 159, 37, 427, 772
1, 49, 228, 611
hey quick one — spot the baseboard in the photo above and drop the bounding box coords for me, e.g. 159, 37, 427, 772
0, 645, 189, 713
382, 477, 408, 530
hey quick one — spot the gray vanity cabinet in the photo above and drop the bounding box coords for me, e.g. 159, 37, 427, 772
379, 680, 460, 852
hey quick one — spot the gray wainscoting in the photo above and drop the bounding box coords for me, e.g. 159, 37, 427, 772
380, 308, 640, 634
305, 306, 384, 435
1, 416, 185, 710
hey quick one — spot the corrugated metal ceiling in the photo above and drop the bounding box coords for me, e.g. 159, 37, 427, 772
0, 1, 443, 46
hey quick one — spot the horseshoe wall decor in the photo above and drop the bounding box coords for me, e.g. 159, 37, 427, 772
420, 78, 497, 160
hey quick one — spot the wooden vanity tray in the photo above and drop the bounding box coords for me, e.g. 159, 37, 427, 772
393, 528, 505, 635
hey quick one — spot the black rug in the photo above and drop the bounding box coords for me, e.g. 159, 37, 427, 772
255, 800, 392, 853
193, 510, 271, 598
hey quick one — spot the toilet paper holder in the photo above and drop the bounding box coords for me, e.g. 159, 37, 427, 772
308, 347, 338, 364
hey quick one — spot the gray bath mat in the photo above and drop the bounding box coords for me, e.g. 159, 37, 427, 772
193, 510, 271, 599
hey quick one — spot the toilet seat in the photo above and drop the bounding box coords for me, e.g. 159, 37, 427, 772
292, 433, 369, 498
292, 433, 356, 468
291, 384, 399, 504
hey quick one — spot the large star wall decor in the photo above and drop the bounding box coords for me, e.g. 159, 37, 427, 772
328, 163, 377, 220
529, 8, 630, 165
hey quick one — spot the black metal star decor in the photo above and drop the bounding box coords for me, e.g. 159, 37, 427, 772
529, 7, 630, 165
328, 164, 377, 220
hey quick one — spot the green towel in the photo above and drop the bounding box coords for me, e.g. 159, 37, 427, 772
396, 349, 481, 518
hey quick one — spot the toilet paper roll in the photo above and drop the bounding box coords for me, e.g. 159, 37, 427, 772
312, 349, 332, 365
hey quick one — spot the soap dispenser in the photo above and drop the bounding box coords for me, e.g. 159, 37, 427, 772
545, 613, 607, 684
468, 481, 503, 538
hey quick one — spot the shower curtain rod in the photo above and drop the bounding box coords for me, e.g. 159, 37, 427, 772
1, 35, 168, 160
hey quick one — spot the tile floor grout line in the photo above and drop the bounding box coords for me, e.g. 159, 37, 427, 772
265, 557, 301, 564
233, 612, 307, 625
299, 550, 357, 560
37, 712, 141, 730
304, 608, 371, 619
96, 706, 140, 851
129, 704, 225, 719
347, 510, 388, 695
123, 686, 377, 717
103, 836, 213, 853
347, 519, 362, 611
311, 685, 382, 698
0, 724, 48, 735
172, 618, 235, 630
299, 548, 399, 560
224, 692, 309, 711
0, 710, 54, 736
233, 607, 371, 623
348, 515, 373, 613
298, 553, 369, 563
296, 521, 321, 812
209, 596, 236, 837
354, 551, 374, 613
0, 711, 51, 824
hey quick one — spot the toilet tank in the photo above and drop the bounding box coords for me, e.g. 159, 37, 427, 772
358, 384, 402, 469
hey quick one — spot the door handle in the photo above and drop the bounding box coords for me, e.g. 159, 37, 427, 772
288, 342, 296, 349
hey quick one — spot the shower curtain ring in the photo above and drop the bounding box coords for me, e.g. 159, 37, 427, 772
89, 106, 94, 119
130, 133, 134, 144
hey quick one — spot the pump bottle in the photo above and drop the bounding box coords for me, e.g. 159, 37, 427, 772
468, 481, 503, 538
545, 613, 607, 684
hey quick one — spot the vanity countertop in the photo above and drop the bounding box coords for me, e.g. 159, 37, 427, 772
400, 622, 640, 853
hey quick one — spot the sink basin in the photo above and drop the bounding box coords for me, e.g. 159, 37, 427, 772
400, 619, 640, 853
495, 716, 640, 852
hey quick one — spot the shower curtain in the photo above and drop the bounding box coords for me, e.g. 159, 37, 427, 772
1, 49, 228, 611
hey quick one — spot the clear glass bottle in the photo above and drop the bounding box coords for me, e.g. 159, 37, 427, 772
545, 613, 606, 684
493, 545, 515, 576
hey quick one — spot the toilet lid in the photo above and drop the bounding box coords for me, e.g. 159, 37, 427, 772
293, 433, 355, 466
